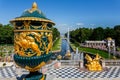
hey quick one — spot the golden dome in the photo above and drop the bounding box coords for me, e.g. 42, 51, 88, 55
107, 37, 112, 41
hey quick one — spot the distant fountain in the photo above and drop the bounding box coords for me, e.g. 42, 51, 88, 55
65, 28, 71, 59
67, 28, 70, 51
76, 47, 78, 54
80, 52, 84, 60
74, 48, 80, 60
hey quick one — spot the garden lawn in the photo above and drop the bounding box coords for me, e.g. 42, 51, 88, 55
71, 43, 113, 59
52, 38, 61, 51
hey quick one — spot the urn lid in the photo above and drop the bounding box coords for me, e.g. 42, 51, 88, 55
10, 2, 55, 25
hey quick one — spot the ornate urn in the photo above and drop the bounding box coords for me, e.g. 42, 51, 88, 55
10, 2, 55, 80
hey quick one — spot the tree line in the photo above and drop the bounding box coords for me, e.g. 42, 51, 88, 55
0, 23, 60, 44
65, 25, 120, 47
0, 24, 14, 44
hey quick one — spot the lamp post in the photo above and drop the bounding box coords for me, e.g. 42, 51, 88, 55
107, 37, 116, 59
108, 41, 110, 59
112, 40, 116, 57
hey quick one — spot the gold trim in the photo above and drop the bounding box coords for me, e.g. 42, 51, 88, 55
22, 73, 45, 80
25, 62, 46, 72
40, 75, 45, 80
14, 30, 52, 32
10, 17, 55, 25
31, 25, 42, 29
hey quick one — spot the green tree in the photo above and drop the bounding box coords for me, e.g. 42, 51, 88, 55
66, 28, 93, 43
52, 27, 60, 41
0, 23, 3, 28
104, 27, 115, 39
0, 24, 14, 44
114, 25, 120, 46
90, 27, 104, 40
79, 28, 93, 42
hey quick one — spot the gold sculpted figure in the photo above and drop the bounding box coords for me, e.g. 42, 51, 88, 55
42, 22, 47, 30
14, 32, 42, 57
31, 32, 43, 48
45, 32, 53, 54
23, 21, 31, 29
85, 54, 102, 71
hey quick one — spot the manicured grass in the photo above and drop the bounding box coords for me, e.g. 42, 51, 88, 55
71, 43, 113, 59
52, 37, 61, 51
0, 45, 14, 51
79, 47, 113, 59
117, 47, 120, 51
0, 45, 14, 57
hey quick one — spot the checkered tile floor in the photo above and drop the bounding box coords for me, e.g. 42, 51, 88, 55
0, 66, 120, 79
47, 67, 120, 78
0, 65, 17, 78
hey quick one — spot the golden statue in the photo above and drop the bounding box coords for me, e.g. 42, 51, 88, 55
85, 54, 103, 71
14, 32, 41, 57
46, 32, 53, 54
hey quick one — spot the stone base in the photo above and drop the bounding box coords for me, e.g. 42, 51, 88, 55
79, 67, 109, 72
18, 71, 46, 80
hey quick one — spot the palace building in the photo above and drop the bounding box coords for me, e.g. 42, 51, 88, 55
83, 37, 115, 52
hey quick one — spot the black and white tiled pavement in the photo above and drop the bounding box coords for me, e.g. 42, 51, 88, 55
0, 65, 17, 78
47, 67, 120, 78
0, 66, 120, 78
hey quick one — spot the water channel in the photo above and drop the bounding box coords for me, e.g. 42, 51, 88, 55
51, 38, 98, 63
51, 39, 74, 60
60, 39, 74, 56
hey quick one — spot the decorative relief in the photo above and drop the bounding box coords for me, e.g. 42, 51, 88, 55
14, 31, 52, 57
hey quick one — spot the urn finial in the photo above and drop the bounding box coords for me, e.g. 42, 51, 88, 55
32, 2, 38, 10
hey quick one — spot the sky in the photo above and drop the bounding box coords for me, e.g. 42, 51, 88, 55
0, 0, 120, 34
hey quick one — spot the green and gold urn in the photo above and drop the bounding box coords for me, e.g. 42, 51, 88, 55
10, 2, 55, 80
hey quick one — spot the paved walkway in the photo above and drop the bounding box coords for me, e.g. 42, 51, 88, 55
0, 65, 17, 78
53, 78, 120, 80
0, 66, 120, 80
47, 66, 120, 78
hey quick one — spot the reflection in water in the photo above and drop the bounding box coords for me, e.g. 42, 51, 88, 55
60, 39, 67, 56
61, 39, 73, 56
51, 39, 74, 60
51, 39, 96, 61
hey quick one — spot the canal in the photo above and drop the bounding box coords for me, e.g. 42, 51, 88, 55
51, 39, 74, 60
51, 38, 101, 66
60, 39, 74, 56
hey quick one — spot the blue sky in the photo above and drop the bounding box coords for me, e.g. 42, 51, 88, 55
0, 0, 120, 34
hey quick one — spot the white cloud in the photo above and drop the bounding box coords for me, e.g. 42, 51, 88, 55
89, 24, 95, 29
57, 24, 67, 27
55, 24, 68, 34
90, 24, 95, 26
55, 23, 85, 34
76, 23, 84, 26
